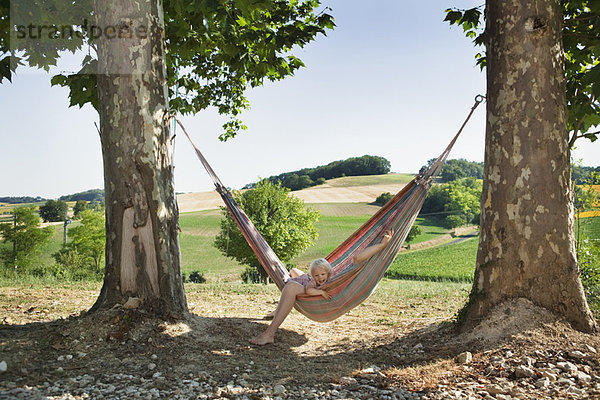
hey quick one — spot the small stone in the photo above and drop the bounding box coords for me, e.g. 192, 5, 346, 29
412, 343, 424, 352
568, 350, 586, 359
339, 377, 358, 385
576, 371, 592, 382
557, 377, 575, 386
455, 351, 473, 364
515, 365, 536, 378
505, 350, 514, 358
123, 297, 143, 309
535, 377, 550, 388
584, 344, 597, 354
0, 361, 7, 372
65, 354, 73, 360
522, 356, 535, 367
540, 370, 558, 381
151, 354, 158, 360
56, 367, 64, 373
557, 361, 578, 373
77, 352, 87, 358
148, 363, 156, 370
273, 384, 286, 394
490, 356, 504, 366
567, 386, 586, 396
485, 384, 506, 395
57, 355, 65, 361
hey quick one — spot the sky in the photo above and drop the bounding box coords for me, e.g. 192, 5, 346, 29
1, 0, 598, 199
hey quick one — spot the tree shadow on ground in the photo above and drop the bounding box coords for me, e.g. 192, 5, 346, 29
2, 298, 598, 394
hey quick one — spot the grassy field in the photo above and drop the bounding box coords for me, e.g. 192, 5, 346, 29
177, 206, 456, 280
577, 216, 600, 239
324, 173, 414, 187
387, 237, 478, 282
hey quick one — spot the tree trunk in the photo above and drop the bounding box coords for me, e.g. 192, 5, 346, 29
464, 0, 596, 332
90, 0, 187, 317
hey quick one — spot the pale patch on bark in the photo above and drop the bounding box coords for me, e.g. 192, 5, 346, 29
515, 167, 531, 189
120, 207, 159, 297
544, 233, 560, 255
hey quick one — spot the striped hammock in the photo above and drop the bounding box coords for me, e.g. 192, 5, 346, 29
177, 96, 482, 322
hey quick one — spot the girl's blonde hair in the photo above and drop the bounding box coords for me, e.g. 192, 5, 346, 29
309, 258, 333, 277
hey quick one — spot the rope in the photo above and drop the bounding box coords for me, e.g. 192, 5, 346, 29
425, 94, 486, 180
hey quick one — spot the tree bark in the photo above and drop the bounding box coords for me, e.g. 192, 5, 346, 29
463, 0, 596, 332
90, 0, 187, 317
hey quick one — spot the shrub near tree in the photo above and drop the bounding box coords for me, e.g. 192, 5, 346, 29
53, 209, 106, 279
374, 192, 393, 206
73, 200, 90, 218
38, 200, 68, 222
421, 177, 482, 228
0, 206, 53, 271
214, 180, 319, 283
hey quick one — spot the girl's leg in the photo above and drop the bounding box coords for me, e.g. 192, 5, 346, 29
264, 268, 305, 319
250, 282, 305, 345
289, 268, 305, 278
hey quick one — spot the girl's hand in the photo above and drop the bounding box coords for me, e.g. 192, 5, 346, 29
381, 229, 394, 246
319, 290, 331, 300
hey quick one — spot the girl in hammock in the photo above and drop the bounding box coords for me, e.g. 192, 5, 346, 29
249, 229, 393, 345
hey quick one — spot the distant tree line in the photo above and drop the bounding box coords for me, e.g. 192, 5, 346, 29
0, 196, 46, 204
572, 165, 600, 185
440, 159, 484, 182
247, 155, 392, 191
59, 189, 105, 203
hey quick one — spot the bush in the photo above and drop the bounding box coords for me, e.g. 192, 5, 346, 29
374, 192, 393, 206
241, 265, 262, 284
444, 214, 466, 229
214, 179, 319, 284
50, 247, 103, 280
406, 225, 422, 243
188, 270, 206, 284
578, 236, 600, 316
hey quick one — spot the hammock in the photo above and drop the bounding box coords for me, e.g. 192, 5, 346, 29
176, 95, 483, 322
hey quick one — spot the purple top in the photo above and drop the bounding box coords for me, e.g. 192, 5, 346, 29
288, 273, 314, 288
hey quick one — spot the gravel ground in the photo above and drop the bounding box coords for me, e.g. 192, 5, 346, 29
1, 287, 599, 399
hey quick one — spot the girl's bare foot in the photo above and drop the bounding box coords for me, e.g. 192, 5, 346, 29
263, 310, 275, 320
249, 333, 275, 345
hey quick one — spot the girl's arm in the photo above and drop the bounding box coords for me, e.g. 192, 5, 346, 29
353, 229, 394, 265
305, 287, 331, 299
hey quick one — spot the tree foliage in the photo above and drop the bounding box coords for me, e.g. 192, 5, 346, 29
214, 179, 319, 282
0, 206, 53, 270
444, 1, 600, 145
421, 177, 482, 228
38, 199, 68, 222
440, 159, 483, 182
374, 192, 393, 206
73, 200, 89, 218
2, 0, 334, 139
572, 164, 600, 184
256, 155, 391, 191
66, 209, 105, 272
0, 196, 46, 204
59, 189, 104, 203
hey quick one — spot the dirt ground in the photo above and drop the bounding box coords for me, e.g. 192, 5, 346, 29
1, 284, 600, 398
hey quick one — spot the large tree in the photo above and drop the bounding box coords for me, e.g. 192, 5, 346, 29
2, 0, 333, 317
463, 0, 597, 332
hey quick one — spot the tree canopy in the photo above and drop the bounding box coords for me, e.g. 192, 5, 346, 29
214, 179, 319, 282
0, 206, 53, 270
444, 1, 600, 146
2, 0, 334, 139
38, 199, 68, 222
